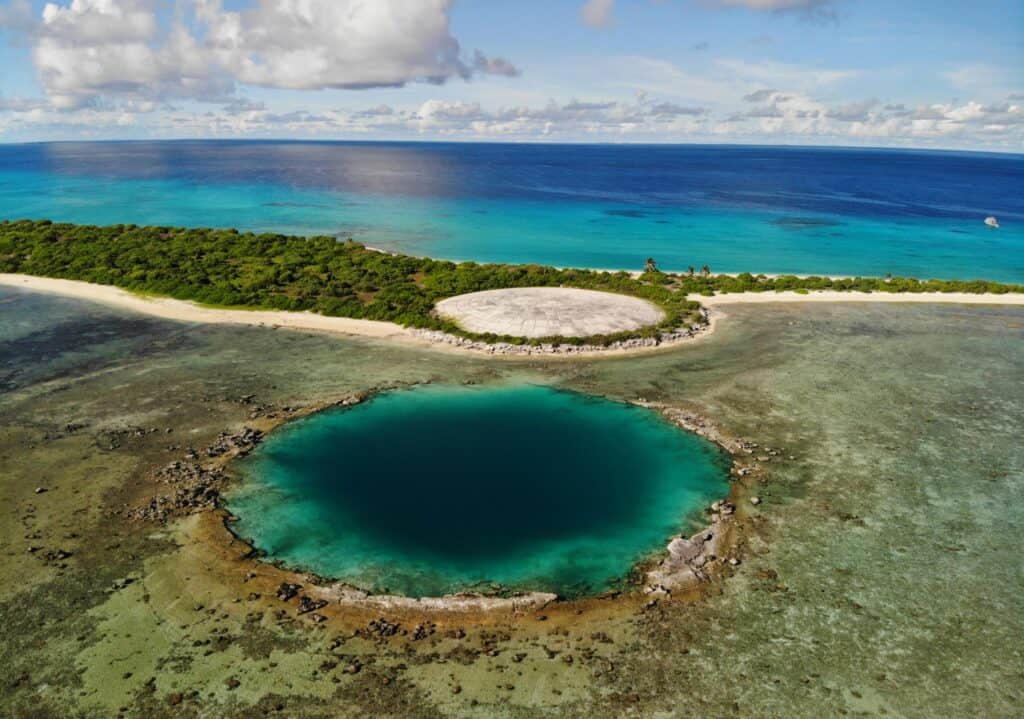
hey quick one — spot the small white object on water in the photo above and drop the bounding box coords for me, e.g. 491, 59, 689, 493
984, 216, 999, 228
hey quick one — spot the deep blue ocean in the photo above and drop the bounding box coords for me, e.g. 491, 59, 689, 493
0, 141, 1021, 280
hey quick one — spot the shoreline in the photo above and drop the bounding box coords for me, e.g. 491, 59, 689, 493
0, 272, 715, 357
2, 273, 1022, 359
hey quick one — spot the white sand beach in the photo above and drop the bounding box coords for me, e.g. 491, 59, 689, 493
2, 274, 1022, 357
0, 273, 412, 340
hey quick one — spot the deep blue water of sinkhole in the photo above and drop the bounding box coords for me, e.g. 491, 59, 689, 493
227, 385, 730, 598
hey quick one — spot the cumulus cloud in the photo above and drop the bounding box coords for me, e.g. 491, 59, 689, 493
2, 88, 1020, 150
825, 98, 879, 122
743, 88, 777, 102
11, 0, 518, 109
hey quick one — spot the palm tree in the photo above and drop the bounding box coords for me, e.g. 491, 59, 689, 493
701, 264, 711, 277
644, 257, 659, 273
687, 265, 695, 277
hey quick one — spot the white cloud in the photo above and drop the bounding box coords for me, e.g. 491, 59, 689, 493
942, 63, 1022, 102
11, 0, 518, 109
2, 89, 1020, 149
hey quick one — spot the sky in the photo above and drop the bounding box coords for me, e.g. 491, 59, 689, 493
0, 0, 1021, 150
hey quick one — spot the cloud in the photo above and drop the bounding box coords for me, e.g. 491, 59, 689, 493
717, 58, 856, 89
693, 41, 709, 51
745, 104, 784, 118
649, 102, 708, 116
3, 90, 1020, 150
707, 0, 837, 21
743, 88, 777, 102
13, 0, 518, 109
825, 98, 879, 122
563, 99, 618, 112
580, 0, 615, 27
471, 50, 520, 78
942, 63, 1021, 101
355, 104, 396, 118
0, 0, 34, 37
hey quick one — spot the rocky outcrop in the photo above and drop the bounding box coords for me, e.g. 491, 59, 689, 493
318, 583, 559, 614
126, 426, 265, 523
410, 309, 711, 356
644, 510, 733, 592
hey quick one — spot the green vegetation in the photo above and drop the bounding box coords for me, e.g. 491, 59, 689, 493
675, 270, 1021, 296
0, 220, 700, 346
2, 220, 1020, 346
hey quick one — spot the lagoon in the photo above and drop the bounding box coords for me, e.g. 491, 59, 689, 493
1, 141, 1021, 281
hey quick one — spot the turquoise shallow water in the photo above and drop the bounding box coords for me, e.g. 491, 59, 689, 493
227, 384, 729, 597
1, 141, 1022, 280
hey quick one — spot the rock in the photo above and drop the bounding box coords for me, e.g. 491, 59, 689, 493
34, 487, 47, 494
276, 583, 301, 601
225, 678, 240, 690
296, 595, 328, 615
750, 496, 762, 505
359, 617, 401, 639
167, 692, 183, 706
411, 622, 436, 641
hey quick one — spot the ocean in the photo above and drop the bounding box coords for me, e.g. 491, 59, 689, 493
0, 140, 1021, 281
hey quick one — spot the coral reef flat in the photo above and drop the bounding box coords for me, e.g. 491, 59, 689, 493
1, 284, 1022, 718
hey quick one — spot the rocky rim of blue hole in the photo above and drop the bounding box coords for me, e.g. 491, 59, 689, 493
144, 383, 761, 615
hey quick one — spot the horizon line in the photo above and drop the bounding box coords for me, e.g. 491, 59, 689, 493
1, 137, 1021, 157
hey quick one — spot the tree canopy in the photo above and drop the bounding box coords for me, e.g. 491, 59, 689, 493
1, 219, 1019, 346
